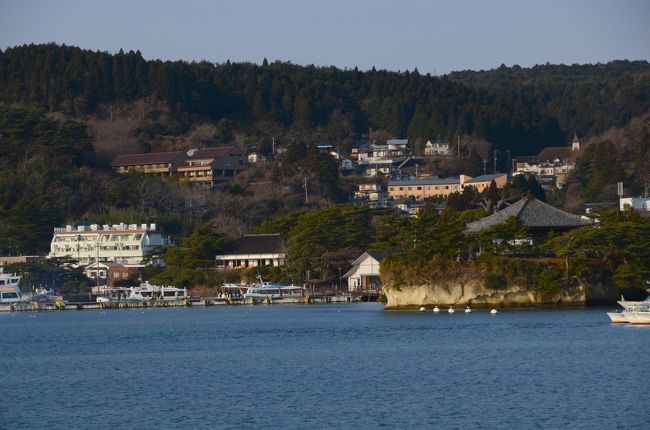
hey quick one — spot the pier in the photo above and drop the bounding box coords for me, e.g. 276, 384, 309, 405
0, 291, 364, 313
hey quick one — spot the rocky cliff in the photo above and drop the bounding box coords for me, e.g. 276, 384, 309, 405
383, 280, 615, 310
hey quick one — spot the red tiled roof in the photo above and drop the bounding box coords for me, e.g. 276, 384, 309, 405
111, 151, 186, 167
187, 147, 236, 161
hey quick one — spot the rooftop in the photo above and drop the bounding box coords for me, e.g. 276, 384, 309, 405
186, 147, 237, 161
537, 147, 577, 163
465, 173, 506, 184
466, 196, 594, 233
111, 151, 186, 167
389, 177, 461, 186
219, 234, 286, 255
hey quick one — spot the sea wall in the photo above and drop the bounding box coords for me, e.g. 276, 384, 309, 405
383, 281, 590, 310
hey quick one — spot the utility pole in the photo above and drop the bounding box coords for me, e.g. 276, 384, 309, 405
304, 176, 309, 204
457, 136, 460, 157
493, 149, 499, 173
272, 137, 275, 156
483, 160, 487, 175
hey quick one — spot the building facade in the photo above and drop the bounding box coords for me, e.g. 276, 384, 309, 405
84, 261, 140, 288
513, 134, 581, 188
215, 234, 286, 269
49, 223, 173, 266
111, 151, 188, 176
463, 173, 508, 192
177, 147, 247, 187
424, 140, 451, 156
620, 197, 650, 212
343, 251, 391, 293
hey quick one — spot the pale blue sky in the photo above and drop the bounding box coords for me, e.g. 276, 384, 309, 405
1, 0, 648, 74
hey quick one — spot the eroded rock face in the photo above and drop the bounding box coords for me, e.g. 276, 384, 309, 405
383, 281, 587, 310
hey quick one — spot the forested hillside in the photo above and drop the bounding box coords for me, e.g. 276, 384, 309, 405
448, 61, 650, 138
2, 44, 649, 156
1, 43, 649, 259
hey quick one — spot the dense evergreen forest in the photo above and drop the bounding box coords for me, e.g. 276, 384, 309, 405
1, 44, 649, 156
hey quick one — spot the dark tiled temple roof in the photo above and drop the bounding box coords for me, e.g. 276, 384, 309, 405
111, 151, 186, 167
466, 197, 594, 233
220, 234, 286, 255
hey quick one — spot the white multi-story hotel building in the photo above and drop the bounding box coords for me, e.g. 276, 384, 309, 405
49, 223, 173, 266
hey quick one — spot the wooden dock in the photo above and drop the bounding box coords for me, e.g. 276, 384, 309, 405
1, 293, 361, 313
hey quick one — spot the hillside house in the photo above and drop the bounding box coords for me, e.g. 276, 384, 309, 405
463, 173, 508, 192
177, 147, 247, 187
513, 134, 581, 188
424, 140, 451, 156
620, 197, 650, 213
111, 151, 188, 176
356, 139, 412, 177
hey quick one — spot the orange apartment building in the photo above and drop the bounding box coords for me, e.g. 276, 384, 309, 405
388, 173, 507, 200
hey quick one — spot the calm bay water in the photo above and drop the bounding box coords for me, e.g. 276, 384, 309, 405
1, 304, 648, 429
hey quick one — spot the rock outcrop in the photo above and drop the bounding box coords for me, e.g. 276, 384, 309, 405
383, 281, 589, 310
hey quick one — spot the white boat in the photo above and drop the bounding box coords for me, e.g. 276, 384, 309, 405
31, 287, 58, 302
96, 282, 188, 303
243, 277, 305, 304
606, 311, 627, 323
607, 296, 650, 324
0, 270, 24, 304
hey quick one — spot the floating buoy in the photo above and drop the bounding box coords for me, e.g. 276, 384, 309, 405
448, 306, 454, 314
490, 309, 498, 315
433, 306, 440, 313
465, 306, 471, 313
419, 306, 426, 312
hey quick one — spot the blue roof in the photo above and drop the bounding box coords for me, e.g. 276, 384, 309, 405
464, 173, 506, 183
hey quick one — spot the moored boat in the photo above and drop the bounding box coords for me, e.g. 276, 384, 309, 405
607, 295, 650, 324
243, 277, 305, 304
0, 270, 24, 304
96, 282, 188, 303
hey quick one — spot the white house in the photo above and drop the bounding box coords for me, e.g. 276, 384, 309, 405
620, 197, 650, 212
215, 234, 286, 269
49, 223, 173, 267
343, 251, 395, 293
424, 140, 451, 156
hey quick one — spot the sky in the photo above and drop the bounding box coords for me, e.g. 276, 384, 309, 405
1, 0, 649, 75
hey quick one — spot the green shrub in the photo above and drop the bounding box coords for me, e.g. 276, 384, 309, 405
484, 271, 506, 290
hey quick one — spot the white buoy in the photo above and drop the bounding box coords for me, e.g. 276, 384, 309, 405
419, 306, 426, 312
433, 306, 440, 313
448, 306, 455, 314
465, 306, 471, 313
490, 309, 498, 315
